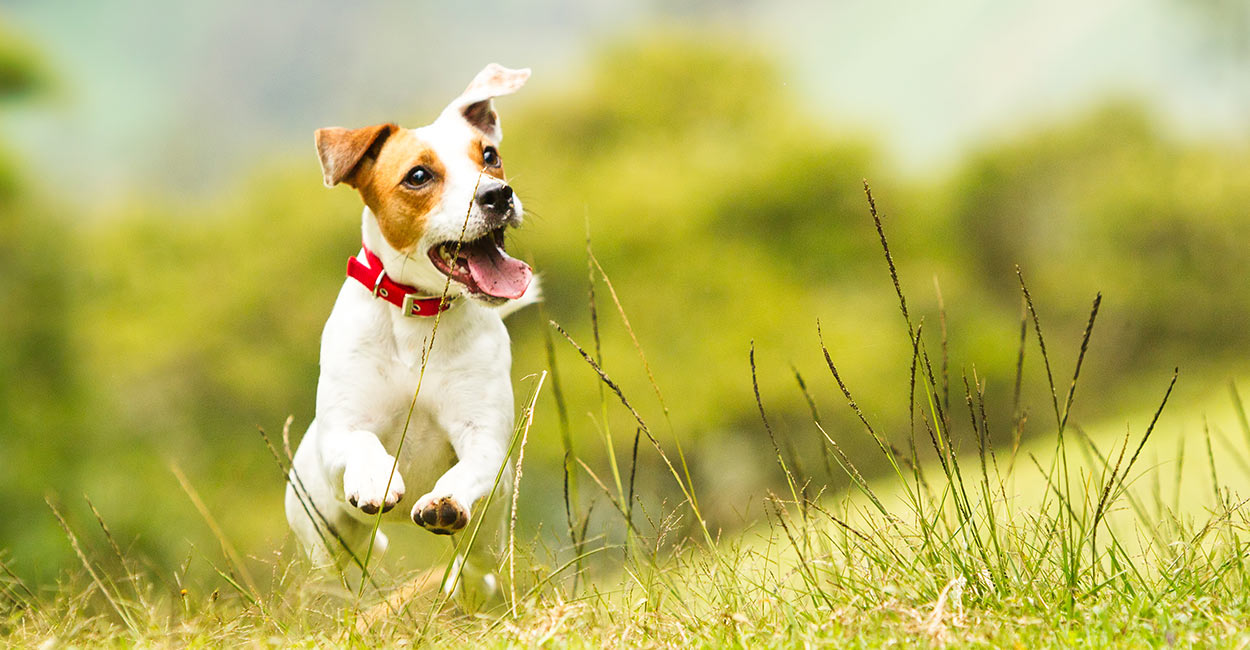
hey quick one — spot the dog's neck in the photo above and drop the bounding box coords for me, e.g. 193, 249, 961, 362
357, 208, 498, 370
360, 207, 459, 298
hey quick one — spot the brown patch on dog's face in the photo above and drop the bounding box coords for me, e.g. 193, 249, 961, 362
354, 131, 447, 253
468, 136, 506, 181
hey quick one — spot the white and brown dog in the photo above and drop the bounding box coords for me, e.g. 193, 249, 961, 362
284, 64, 535, 594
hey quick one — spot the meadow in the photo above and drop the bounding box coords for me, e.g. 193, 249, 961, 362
6, 182, 1250, 647
3, 28, 1250, 648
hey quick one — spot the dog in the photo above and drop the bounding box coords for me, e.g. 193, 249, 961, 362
284, 64, 536, 599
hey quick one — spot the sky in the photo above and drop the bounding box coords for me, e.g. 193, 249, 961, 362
1, 0, 1246, 203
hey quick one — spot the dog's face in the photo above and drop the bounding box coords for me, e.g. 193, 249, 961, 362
315, 64, 532, 303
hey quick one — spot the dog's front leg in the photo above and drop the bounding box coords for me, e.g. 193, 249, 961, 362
286, 417, 406, 567
410, 402, 511, 536
322, 427, 406, 516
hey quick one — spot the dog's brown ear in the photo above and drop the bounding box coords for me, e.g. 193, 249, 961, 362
315, 123, 397, 188
438, 63, 529, 142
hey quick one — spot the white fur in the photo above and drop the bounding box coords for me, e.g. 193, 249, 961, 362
285, 66, 533, 601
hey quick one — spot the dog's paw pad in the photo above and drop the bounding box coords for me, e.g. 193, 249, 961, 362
412, 496, 469, 535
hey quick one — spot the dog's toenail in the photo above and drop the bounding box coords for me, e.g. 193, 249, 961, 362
348, 495, 358, 507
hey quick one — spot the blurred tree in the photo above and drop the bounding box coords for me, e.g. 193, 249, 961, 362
504, 34, 892, 448
0, 20, 48, 104
0, 18, 86, 578
945, 102, 1250, 383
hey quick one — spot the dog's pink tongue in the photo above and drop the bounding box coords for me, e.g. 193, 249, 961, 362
465, 242, 532, 300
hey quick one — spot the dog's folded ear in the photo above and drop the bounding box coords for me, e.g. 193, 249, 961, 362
315, 123, 397, 188
439, 63, 530, 142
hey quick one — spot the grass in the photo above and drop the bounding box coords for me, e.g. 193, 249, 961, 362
5, 183, 1250, 647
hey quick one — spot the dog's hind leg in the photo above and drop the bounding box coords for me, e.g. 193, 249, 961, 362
439, 482, 510, 611
285, 481, 389, 569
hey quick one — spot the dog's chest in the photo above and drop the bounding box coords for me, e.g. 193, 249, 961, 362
333, 307, 483, 440
318, 285, 511, 470
342, 355, 458, 489
351, 336, 452, 441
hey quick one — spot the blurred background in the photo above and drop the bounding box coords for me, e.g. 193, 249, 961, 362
1, 0, 1247, 585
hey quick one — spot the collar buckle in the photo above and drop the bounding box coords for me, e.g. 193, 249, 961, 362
402, 293, 423, 316
402, 292, 452, 317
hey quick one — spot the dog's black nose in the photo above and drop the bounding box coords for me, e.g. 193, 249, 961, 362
476, 182, 513, 213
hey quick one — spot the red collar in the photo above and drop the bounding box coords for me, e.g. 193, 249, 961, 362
346, 244, 454, 317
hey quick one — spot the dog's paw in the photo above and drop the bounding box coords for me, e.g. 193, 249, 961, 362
411, 494, 469, 535
342, 455, 405, 515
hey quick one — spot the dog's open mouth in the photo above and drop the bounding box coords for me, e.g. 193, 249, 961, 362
427, 228, 532, 300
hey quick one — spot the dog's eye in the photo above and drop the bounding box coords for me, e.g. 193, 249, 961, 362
403, 166, 434, 188
482, 146, 501, 168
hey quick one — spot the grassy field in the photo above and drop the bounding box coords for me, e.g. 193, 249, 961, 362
4, 188, 1250, 648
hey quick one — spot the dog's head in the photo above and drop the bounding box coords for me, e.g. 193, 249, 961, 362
315, 64, 532, 303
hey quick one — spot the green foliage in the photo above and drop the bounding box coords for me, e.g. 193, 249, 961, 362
0, 27, 83, 579
932, 104, 1250, 427
0, 20, 48, 102
504, 35, 889, 454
